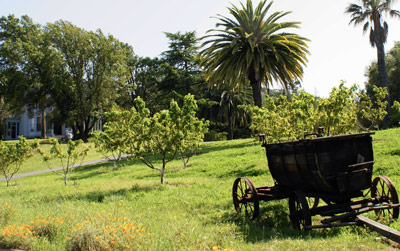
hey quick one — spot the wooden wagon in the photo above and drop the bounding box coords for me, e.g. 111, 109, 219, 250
232, 132, 400, 240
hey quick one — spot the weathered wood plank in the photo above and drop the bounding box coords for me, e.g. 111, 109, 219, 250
356, 215, 400, 243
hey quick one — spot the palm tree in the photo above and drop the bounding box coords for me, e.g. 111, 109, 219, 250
199, 0, 309, 107
346, 0, 400, 128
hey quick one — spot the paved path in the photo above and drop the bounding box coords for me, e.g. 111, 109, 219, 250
0, 155, 129, 182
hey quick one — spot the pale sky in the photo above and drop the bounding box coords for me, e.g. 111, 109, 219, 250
2, 0, 400, 97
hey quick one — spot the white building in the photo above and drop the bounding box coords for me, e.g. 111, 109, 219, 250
3, 107, 68, 140
3, 107, 102, 140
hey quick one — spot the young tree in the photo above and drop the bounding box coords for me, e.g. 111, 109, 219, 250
0, 136, 34, 187
108, 94, 208, 184
358, 85, 388, 130
244, 91, 316, 143
317, 83, 358, 135
173, 95, 209, 169
36, 138, 90, 186
91, 109, 128, 171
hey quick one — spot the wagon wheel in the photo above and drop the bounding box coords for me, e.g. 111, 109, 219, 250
371, 176, 399, 221
232, 177, 259, 220
289, 191, 312, 230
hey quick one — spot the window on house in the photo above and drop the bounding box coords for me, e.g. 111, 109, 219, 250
36, 117, 42, 132
30, 118, 35, 132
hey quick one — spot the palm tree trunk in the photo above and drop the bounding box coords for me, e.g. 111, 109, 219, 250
376, 43, 391, 129
248, 67, 263, 107
250, 80, 263, 108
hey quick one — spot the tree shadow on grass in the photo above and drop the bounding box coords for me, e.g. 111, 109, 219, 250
216, 164, 267, 179
62, 183, 163, 203
218, 200, 343, 243
199, 140, 261, 155
70, 159, 132, 181
389, 149, 400, 156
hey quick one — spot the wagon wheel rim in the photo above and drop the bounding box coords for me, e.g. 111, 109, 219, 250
232, 177, 259, 220
371, 176, 399, 221
289, 191, 312, 230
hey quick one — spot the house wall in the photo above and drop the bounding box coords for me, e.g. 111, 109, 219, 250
3, 107, 103, 140
4, 107, 56, 140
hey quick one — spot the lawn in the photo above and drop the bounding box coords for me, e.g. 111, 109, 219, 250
18, 140, 104, 175
0, 129, 399, 250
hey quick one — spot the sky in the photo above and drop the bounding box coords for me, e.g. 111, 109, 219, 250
2, 0, 400, 97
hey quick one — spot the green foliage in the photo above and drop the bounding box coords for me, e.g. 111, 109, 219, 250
173, 95, 209, 168
317, 83, 358, 135
0, 15, 135, 141
107, 94, 208, 184
0, 136, 34, 187
204, 130, 228, 141
199, 0, 309, 107
366, 42, 400, 124
91, 109, 128, 171
244, 91, 316, 143
358, 85, 388, 130
46, 20, 134, 141
36, 138, 90, 185
391, 100, 400, 125
244, 84, 382, 142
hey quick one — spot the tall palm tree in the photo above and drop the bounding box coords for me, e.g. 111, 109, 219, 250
199, 0, 309, 107
346, 0, 400, 128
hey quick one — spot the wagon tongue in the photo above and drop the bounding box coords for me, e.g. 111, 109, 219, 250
356, 215, 400, 244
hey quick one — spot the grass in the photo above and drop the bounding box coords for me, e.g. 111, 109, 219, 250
0, 129, 400, 250
17, 140, 104, 175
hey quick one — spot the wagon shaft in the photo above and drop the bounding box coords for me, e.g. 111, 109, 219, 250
356, 216, 400, 244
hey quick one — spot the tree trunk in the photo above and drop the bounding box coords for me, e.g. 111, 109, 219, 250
160, 167, 165, 185
41, 109, 46, 138
227, 106, 233, 140
376, 43, 391, 129
248, 67, 263, 107
250, 80, 263, 108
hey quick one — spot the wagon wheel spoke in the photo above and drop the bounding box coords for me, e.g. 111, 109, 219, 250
232, 177, 259, 220
289, 191, 312, 230
371, 176, 399, 222
238, 180, 244, 197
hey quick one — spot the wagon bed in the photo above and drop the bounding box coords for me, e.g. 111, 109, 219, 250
265, 132, 374, 202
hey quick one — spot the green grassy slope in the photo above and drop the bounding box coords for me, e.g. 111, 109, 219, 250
0, 129, 399, 250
